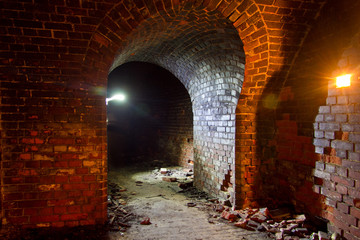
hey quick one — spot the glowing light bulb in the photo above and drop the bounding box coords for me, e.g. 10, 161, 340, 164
106, 93, 126, 105
336, 74, 351, 88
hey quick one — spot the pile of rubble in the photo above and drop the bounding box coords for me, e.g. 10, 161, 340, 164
152, 167, 194, 183
218, 206, 338, 240
151, 166, 338, 240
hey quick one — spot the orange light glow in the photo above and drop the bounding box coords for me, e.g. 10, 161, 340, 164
336, 74, 351, 88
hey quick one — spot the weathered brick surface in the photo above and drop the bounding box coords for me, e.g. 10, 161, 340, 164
311, 0, 360, 237
0, 0, 110, 227
0, 0, 359, 236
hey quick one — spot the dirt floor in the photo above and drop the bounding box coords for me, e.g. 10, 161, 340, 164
106, 164, 273, 240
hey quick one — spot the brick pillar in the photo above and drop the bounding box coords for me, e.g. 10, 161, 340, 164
313, 41, 360, 238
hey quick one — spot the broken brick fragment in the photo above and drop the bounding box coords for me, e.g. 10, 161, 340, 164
140, 217, 151, 225
221, 209, 238, 222
234, 219, 255, 231
275, 232, 283, 240
214, 204, 225, 213
294, 214, 306, 223
318, 231, 330, 240
160, 168, 168, 174
259, 207, 270, 217
178, 181, 193, 189
250, 212, 267, 223
162, 177, 177, 182
269, 208, 292, 221
247, 220, 259, 228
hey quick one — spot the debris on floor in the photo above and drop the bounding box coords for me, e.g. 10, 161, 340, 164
135, 181, 143, 186
187, 202, 197, 207
162, 176, 178, 182
107, 182, 136, 233
152, 167, 194, 181
148, 165, 333, 240
217, 206, 331, 240
140, 217, 152, 225
107, 164, 333, 240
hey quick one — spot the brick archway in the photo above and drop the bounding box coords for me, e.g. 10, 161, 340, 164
81, 0, 267, 206
81, 0, 325, 209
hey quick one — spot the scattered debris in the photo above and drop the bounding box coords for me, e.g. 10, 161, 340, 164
269, 208, 292, 221
152, 167, 193, 181
221, 209, 238, 222
135, 181, 143, 186
107, 181, 136, 233
108, 164, 334, 240
162, 177, 177, 182
140, 217, 151, 225
178, 181, 193, 189
2, 163, 336, 240
194, 205, 333, 240
318, 231, 330, 240
214, 204, 225, 213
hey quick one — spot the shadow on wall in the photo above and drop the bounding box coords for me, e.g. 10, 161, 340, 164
107, 62, 193, 168
254, 64, 327, 214
255, 0, 360, 219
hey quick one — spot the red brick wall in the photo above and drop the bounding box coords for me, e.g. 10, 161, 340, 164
0, 0, 109, 228
312, 9, 360, 238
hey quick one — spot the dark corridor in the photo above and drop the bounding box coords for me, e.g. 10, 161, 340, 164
107, 62, 193, 168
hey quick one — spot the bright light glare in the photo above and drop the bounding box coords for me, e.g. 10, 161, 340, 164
336, 74, 351, 88
106, 93, 126, 105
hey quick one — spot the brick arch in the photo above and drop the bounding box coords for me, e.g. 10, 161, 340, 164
80, 0, 328, 210
80, 0, 270, 207
81, 0, 267, 85
234, 0, 327, 209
